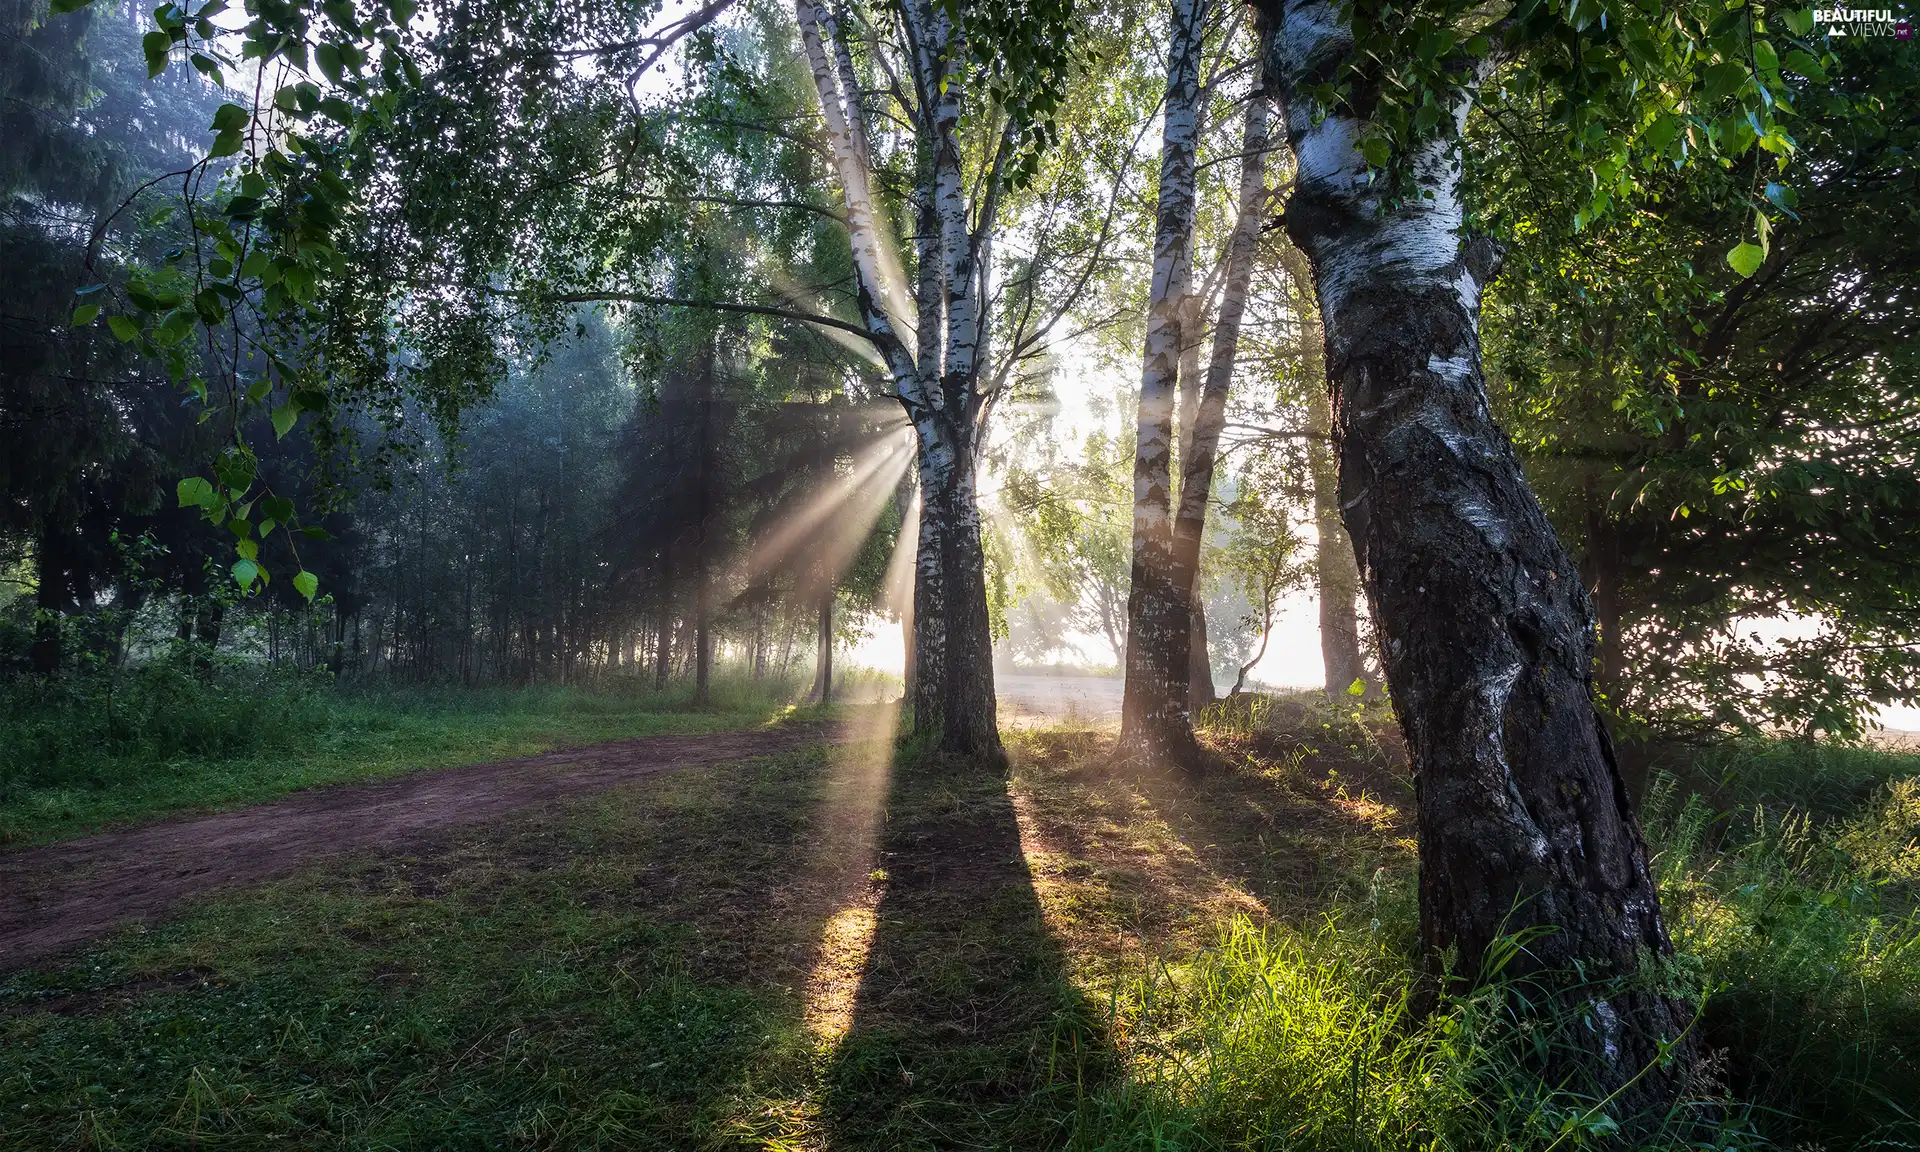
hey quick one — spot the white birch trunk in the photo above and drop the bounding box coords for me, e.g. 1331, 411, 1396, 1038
1118, 0, 1207, 763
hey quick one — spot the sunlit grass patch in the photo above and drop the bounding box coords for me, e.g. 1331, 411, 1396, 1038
1648, 769, 1920, 1148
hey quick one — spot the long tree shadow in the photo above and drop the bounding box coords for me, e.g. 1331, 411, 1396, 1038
0, 713, 921, 1149
819, 747, 1109, 1150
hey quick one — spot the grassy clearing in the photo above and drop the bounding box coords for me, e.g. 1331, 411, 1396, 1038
2, 691, 1915, 1149
0, 668, 804, 845
0, 725, 1101, 1150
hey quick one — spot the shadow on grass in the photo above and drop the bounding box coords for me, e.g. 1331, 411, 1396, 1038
819, 746, 1111, 1150
0, 730, 910, 1149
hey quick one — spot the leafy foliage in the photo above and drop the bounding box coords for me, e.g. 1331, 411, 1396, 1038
1481, 40, 1920, 736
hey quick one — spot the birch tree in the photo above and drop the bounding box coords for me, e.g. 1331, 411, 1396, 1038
1254, 0, 1837, 1112
1116, 0, 1206, 764
1118, 0, 1280, 761
790, 0, 1083, 757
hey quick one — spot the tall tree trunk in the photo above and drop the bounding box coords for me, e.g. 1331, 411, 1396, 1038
654, 551, 674, 691
1265, 0, 1693, 1108
799, 0, 1000, 760
193, 600, 225, 681
814, 590, 834, 705
1175, 293, 1214, 710
933, 438, 998, 756
1172, 17, 1278, 718
1280, 246, 1365, 697
1308, 381, 1364, 696
30, 526, 63, 677
1119, 0, 1207, 766
693, 345, 715, 708
911, 481, 946, 731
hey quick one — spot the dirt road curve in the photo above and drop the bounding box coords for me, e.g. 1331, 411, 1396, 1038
0, 722, 840, 973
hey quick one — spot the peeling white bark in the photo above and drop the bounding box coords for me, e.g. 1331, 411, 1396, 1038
1119, 0, 1207, 762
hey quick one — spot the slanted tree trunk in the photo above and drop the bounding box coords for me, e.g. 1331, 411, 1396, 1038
1265, 0, 1694, 1108
1119, 0, 1206, 766
1174, 283, 1214, 711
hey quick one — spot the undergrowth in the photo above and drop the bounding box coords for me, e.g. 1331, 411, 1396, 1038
0, 666, 804, 844
1054, 699, 1920, 1150
2, 688, 1914, 1149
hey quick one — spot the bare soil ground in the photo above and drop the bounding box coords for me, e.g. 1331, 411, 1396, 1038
0, 719, 840, 973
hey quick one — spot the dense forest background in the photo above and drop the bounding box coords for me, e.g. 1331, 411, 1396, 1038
2, 0, 1919, 1144
9, 0, 1911, 741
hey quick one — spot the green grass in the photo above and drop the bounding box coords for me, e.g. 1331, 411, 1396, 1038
0, 666, 802, 845
0, 735, 1100, 1150
2, 689, 1916, 1150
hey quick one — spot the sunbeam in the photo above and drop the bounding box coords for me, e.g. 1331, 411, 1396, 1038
743, 434, 913, 586
881, 487, 921, 619
798, 697, 901, 1047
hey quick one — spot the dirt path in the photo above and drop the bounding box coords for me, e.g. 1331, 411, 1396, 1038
0, 721, 842, 973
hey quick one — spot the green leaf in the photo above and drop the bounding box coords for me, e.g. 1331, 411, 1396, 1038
271, 403, 298, 439
1726, 241, 1765, 278
1783, 49, 1826, 81
293, 570, 320, 602
177, 476, 215, 508
315, 42, 345, 85
211, 102, 249, 131
193, 288, 227, 324
1699, 61, 1748, 104
143, 30, 172, 78
71, 304, 100, 327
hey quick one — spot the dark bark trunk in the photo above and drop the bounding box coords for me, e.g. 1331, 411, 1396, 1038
1268, 0, 1695, 1107
693, 344, 715, 708
935, 455, 999, 758
193, 600, 225, 680
654, 552, 673, 691
1187, 595, 1214, 708
814, 592, 834, 705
